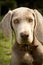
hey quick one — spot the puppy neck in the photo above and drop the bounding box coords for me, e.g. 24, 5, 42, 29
15, 37, 38, 50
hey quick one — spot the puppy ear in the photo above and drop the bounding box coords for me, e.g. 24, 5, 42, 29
0, 10, 12, 40
34, 9, 43, 43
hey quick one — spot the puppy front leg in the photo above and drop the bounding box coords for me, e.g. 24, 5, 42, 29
10, 52, 20, 65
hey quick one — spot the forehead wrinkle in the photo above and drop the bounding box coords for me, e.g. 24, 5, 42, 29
25, 15, 34, 20
13, 9, 29, 18
12, 16, 20, 22
19, 11, 34, 19
12, 9, 34, 20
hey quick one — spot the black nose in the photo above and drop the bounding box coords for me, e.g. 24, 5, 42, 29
20, 32, 29, 39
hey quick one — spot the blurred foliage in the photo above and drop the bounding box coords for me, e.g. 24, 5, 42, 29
0, 0, 43, 15
0, 0, 17, 15
0, 31, 12, 65
16, 0, 43, 8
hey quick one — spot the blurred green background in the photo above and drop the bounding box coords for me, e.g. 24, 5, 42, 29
0, 0, 43, 16
0, 0, 43, 65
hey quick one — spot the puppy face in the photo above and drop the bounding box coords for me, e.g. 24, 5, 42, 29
12, 8, 35, 44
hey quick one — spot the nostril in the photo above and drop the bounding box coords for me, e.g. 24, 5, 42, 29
20, 32, 29, 38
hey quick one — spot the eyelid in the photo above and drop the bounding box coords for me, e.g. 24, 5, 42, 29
14, 19, 20, 24
29, 18, 33, 22
26, 18, 33, 22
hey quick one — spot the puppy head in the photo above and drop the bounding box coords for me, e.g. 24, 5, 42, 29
0, 7, 43, 44
11, 7, 36, 44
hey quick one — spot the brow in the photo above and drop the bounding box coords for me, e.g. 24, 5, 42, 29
13, 17, 20, 21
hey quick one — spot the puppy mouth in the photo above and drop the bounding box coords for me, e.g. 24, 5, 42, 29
21, 38, 28, 44
21, 37, 32, 44
16, 41, 38, 52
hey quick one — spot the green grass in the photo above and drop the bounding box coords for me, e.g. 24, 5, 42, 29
0, 31, 12, 65
0, 16, 15, 65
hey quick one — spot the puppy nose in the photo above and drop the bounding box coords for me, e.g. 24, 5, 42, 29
20, 32, 29, 39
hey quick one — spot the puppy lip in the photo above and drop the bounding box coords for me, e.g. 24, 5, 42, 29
21, 38, 28, 43
21, 39, 32, 45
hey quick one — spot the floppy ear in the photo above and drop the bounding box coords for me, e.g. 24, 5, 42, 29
0, 10, 12, 40
34, 9, 43, 43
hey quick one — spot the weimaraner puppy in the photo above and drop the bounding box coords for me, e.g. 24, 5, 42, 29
0, 7, 43, 65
